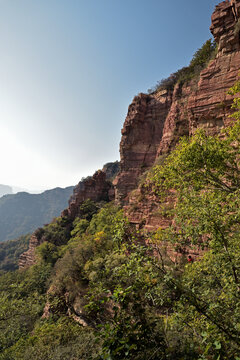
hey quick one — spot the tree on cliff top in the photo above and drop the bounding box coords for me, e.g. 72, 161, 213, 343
148, 39, 217, 93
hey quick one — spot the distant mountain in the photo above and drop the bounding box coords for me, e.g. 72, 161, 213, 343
0, 184, 13, 197
0, 186, 74, 242
12, 186, 31, 194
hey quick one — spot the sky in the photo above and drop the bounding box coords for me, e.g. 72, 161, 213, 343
0, 0, 221, 191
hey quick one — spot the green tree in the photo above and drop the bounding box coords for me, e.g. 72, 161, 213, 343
146, 93, 240, 357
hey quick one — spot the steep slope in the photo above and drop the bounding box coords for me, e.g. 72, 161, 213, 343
115, 0, 240, 209
7, 2, 240, 358
19, 162, 119, 268
0, 235, 30, 272
19, 1, 240, 267
0, 186, 74, 243
114, 91, 172, 204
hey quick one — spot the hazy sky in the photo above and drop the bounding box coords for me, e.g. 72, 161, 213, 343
0, 0, 220, 191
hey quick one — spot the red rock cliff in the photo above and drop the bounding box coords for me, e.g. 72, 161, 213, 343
19, 233, 44, 269
115, 0, 240, 208
19, 1, 240, 268
63, 170, 113, 220
115, 90, 172, 204
19, 168, 115, 269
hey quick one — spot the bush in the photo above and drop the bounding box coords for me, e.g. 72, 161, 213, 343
0, 235, 30, 272
148, 39, 217, 93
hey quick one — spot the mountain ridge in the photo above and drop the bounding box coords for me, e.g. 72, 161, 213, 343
0, 186, 74, 243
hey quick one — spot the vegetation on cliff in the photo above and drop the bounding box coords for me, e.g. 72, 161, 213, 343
1, 82, 240, 358
0, 235, 30, 273
148, 39, 217, 93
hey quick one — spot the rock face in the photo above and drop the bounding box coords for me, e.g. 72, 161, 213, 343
115, 0, 240, 215
115, 91, 172, 204
102, 161, 120, 181
211, 0, 240, 55
19, 167, 115, 269
64, 170, 113, 220
19, 233, 43, 269
19, 1, 240, 268
67, 162, 119, 221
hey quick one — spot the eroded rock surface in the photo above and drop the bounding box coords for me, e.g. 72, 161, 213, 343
19, 168, 115, 269
19, 1, 240, 268
65, 170, 112, 219
115, 0, 240, 216
19, 233, 44, 269
114, 91, 172, 204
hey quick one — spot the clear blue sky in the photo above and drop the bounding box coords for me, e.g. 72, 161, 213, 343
0, 0, 220, 190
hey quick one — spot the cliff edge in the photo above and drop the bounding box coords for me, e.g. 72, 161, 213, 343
115, 0, 240, 207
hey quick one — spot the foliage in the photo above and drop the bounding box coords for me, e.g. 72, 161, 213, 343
228, 77, 240, 120
37, 216, 72, 247
1, 84, 240, 358
1, 318, 100, 360
0, 235, 30, 273
0, 262, 51, 355
78, 199, 99, 221
148, 39, 217, 93
145, 86, 240, 357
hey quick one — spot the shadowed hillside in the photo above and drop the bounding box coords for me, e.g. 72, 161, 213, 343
0, 186, 74, 242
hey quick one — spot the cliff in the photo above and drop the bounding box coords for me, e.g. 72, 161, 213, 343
19, 163, 119, 269
8, 3, 240, 358
114, 91, 172, 204
63, 170, 112, 220
115, 0, 240, 225
19, 1, 240, 268
18, 233, 43, 269
160, 0, 240, 154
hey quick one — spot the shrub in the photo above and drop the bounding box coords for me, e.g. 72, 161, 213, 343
148, 39, 217, 93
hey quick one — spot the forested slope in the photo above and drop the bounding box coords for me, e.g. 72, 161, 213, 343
0, 186, 74, 243
1, 81, 240, 359
1, 2, 240, 359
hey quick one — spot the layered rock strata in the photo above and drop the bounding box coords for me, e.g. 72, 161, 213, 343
160, 0, 240, 154
211, 0, 240, 55
19, 1, 240, 268
19, 233, 44, 269
115, 0, 240, 213
115, 90, 172, 204
63, 170, 112, 219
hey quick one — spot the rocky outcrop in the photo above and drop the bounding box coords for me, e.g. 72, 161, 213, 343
19, 1, 240, 268
211, 0, 240, 55
115, 0, 240, 213
115, 90, 172, 204
63, 170, 112, 219
158, 0, 240, 154
19, 167, 115, 269
19, 233, 44, 269
102, 161, 120, 181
